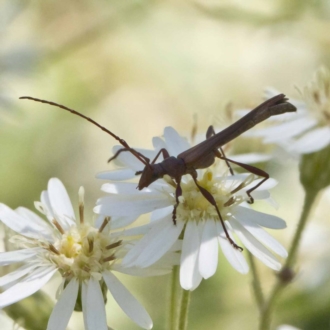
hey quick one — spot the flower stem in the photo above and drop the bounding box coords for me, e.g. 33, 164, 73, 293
177, 289, 191, 330
248, 251, 264, 311
258, 189, 318, 330
168, 266, 180, 330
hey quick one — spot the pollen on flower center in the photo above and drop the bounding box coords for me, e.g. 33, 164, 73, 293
302, 67, 330, 126
47, 222, 121, 281
176, 169, 243, 223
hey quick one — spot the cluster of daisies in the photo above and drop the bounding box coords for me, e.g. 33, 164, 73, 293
1, 67, 329, 329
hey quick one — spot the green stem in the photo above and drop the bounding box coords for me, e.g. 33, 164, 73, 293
168, 266, 181, 330
248, 251, 264, 311
177, 289, 191, 330
259, 189, 318, 330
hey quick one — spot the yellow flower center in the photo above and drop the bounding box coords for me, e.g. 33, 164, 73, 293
48, 223, 121, 281
176, 169, 246, 223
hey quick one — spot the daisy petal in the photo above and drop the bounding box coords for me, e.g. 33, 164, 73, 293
121, 218, 171, 266
97, 168, 136, 181
113, 265, 172, 277
163, 127, 190, 156
0, 263, 39, 286
233, 211, 287, 257
152, 136, 167, 152
199, 220, 218, 279
95, 194, 171, 217
290, 126, 330, 154
261, 116, 318, 143
216, 221, 249, 274
132, 218, 184, 268
48, 178, 76, 226
230, 153, 272, 164
180, 221, 201, 290
40, 190, 55, 221
112, 146, 156, 169
82, 279, 108, 330
101, 182, 140, 194
47, 279, 79, 330
15, 207, 54, 241
233, 206, 286, 229
150, 205, 173, 222
0, 248, 40, 266
0, 266, 57, 308
0, 204, 50, 239
230, 219, 281, 270
103, 271, 153, 329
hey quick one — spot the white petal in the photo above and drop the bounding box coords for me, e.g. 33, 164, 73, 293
198, 220, 218, 279
215, 221, 248, 274
101, 182, 140, 194
108, 215, 140, 230
180, 221, 201, 290
233, 211, 287, 257
290, 126, 330, 154
230, 219, 281, 270
261, 116, 318, 143
112, 145, 156, 171
229, 153, 272, 164
0, 266, 57, 308
121, 217, 171, 266
96, 168, 136, 181
0, 263, 38, 286
15, 207, 49, 229
48, 178, 76, 227
150, 206, 173, 222
82, 279, 108, 330
129, 217, 184, 268
152, 136, 167, 151
0, 248, 40, 266
250, 190, 270, 200
95, 194, 171, 217
0, 204, 50, 239
276, 325, 301, 330
47, 279, 79, 330
233, 206, 286, 229
103, 271, 153, 329
112, 223, 152, 237
113, 265, 172, 277
163, 127, 190, 156
242, 178, 278, 191
40, 190, 55, 221
15, 207, 54, 241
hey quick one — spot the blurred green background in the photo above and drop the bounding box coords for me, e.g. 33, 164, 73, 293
1, 0, 330, 329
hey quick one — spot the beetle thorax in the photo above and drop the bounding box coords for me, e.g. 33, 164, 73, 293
138, 156, 186, 190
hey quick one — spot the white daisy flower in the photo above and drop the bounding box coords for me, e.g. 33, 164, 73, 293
276, 325, 301, 330
248, 68, 330, 155
0, 178, 176, 329
95, 127, 287, 291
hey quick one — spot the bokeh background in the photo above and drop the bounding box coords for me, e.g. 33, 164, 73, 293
1, 1, 330, 329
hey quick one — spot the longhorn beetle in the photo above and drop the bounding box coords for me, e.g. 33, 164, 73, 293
20, 94, 296, 251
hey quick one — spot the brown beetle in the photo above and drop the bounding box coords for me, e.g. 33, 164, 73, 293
20, 94, 296, 250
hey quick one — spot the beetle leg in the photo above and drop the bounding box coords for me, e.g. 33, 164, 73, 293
172, 176, 183, 225
151, 148, 170, 164
206, 125, 234, 175
107, 148, 150, 165
217, 156, 269, 204
134, 148, 170, 176
190, 173, 243, 251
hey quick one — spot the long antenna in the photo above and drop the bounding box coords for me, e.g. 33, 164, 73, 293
19, 96, 149, 165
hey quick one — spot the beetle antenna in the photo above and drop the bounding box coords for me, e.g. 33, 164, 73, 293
19, 96, 149, 165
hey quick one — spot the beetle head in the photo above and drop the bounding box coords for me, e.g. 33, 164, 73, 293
138, 164, 162, 190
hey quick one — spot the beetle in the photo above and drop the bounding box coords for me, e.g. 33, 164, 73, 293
20, 94, 296, 250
